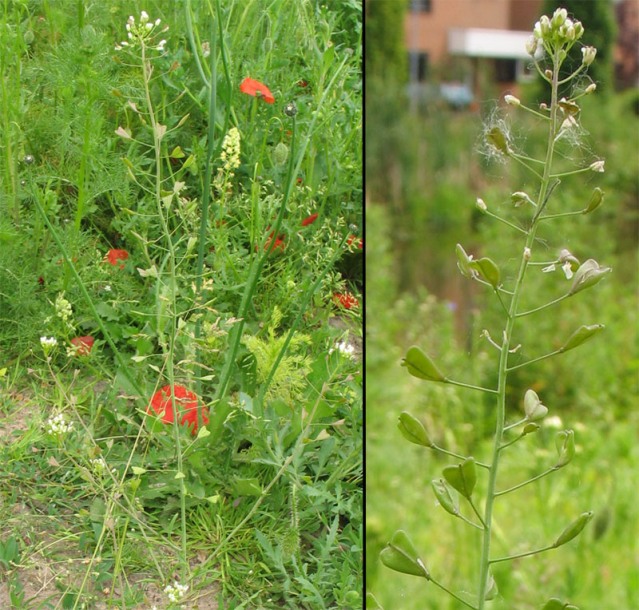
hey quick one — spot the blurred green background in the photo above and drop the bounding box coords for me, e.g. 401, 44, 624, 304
365, 1, 639, 608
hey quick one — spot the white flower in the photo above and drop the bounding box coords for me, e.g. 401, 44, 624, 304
582, 46, 597, 67
164, 581, 188, 603
589, 160, 605, 173
562, 261, 574, 280
45, 413, 74, 436
40, 336, 58, 348
523, 247, 531, 261
542, 264, 556, 273
504, 94, 520, 107
329, 340, 356, 359
476, 197, 487, 212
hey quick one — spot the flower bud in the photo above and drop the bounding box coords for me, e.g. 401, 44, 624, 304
476, 197, 487, 213
544, 69, 553, 79
558, 248, 580, 272
551, 8, 567, 29
525, 36, 538, 56
573, 21, 584, 39
504, 94, 520, 107
23, 154, 35, 165
582, 46, 597, 67
540, 15, 551, 36
523, 247, 531, 261
284, 101, 298, 117
511, 191, 535, 207
589, 160, 605, 173
533, 21, 542, 39
585, 83, 597, 94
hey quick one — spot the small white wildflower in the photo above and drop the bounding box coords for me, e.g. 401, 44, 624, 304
104, 285, 112, 292
329, 340, 356, 359
589, 160, 605, 173
476, 197, 487, 212
562, 261, 574, 280
504, 94, 520, 107
201, 41, 210, 58
40, 336, 58, 348
140, 10, 149, 23
523, 247, 532, 261
164, 581, 188, 603
585, 83, 597, 94
542, 264, 556, 273
45, 413, 74, 436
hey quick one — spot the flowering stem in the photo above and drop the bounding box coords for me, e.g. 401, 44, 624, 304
490, 544, 555, 564
477, 45, 562, 610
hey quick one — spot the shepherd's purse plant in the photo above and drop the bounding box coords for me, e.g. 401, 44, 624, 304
371, 10, 609, 610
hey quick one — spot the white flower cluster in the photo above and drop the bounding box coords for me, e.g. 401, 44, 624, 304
164, 581, 188, 603
45, 413, 74, 436
115, 11, 167, 52
90, 457, 117, 477
329, 340, 356, 359
40, 336, 58, 349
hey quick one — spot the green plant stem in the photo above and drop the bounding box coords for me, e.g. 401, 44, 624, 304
140, 40, 188, 572
494, 465, 560, 496
476, 47, 562, 610
430, 577, 478, 610
490, 544, 555, 564
515, 293, 569, 318
539, 210, 584, 220
431, 445, 490, 469
485, 210, 527, 234
444, 379, 498, 394
506, 348, 562, 370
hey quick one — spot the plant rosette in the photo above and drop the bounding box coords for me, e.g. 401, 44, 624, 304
148, 384, 209, 435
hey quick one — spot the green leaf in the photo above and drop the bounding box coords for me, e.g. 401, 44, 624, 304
401, 346, 446, 382
398, 412, 432, 447
442, 457, 476, 499
553, 511, 594, 548
233, 477, 262, 496
431, 478, 459, 516
471, 257, 501, 288
559, 324, 605, 352
379, 530, 429, 578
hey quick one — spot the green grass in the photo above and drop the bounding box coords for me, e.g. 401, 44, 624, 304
0, 1, 362, 607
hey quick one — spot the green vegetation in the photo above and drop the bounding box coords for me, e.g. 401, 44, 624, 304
366, 9, 638, 610
0, 1, 362, 607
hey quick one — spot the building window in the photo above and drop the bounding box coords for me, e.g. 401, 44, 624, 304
408, 51, 429, 82
494, 59, 517, 83
410, 0, 432, 13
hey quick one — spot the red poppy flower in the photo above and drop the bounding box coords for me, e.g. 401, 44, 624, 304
301, 213, 318, 227
148, 384, 209, 435
105, 249, 129, 268
333, 291, 359, 310
70, 335, 95, 356
239, 77, 275, 104
347, 235, 363, 249
261, 230, 286, 253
